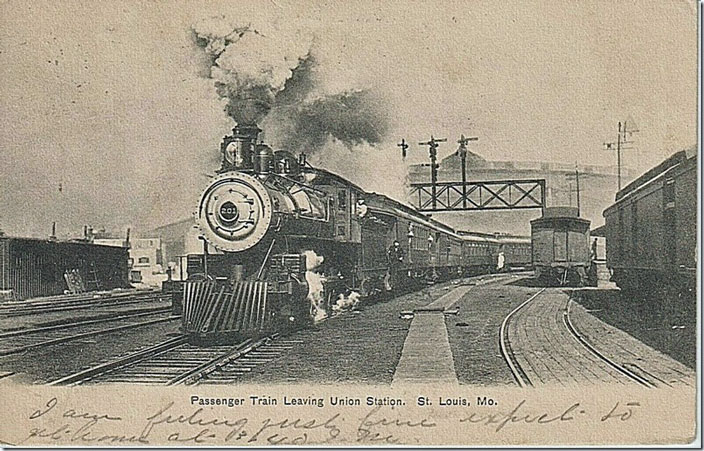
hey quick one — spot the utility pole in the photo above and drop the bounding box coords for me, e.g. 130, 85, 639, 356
604, 119, 638, 191
419, 136, 447, 209
565, 165, 581, 216
575, 166, 581, 216
397, 138, 409, 159
457, 134, 479, 209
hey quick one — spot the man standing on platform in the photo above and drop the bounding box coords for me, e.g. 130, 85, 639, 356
386, 241, 405, 291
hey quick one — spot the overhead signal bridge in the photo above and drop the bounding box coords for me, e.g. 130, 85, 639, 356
409, 178, 546, 212
407, 134, 546, 212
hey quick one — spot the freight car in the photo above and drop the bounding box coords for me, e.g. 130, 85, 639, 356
603, 148, 697, 297
0, 236, 129, 300
531, 207, 593, 286
179, 124, 514, 343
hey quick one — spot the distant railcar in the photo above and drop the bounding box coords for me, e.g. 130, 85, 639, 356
458, 232, 498, 274
497, 236, 532, 270
0, 236, 129, 300
531, 207, 593, 286
603, 148, 697, 296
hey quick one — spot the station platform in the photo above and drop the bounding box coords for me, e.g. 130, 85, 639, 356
392, 285, 471, 385
222, 274, 695, 386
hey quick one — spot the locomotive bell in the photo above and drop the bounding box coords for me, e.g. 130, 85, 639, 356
253, 144, 274, 176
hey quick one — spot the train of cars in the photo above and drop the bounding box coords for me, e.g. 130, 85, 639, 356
170, 120, 697, 342
176, 124, 531, 342
602, 147, 697, 297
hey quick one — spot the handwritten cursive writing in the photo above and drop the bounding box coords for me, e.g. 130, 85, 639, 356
19, 396, 648, 446
460, 400, 584, 432
357, 405, 436, 443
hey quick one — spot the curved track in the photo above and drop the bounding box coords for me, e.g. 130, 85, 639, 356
500, 288, 655, 388
499, 288, 545, 387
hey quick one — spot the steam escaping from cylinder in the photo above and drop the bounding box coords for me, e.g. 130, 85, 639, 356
302, 250, 327, 322
333, 291, 361, 313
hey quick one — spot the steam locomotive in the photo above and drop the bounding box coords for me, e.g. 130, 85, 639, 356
176, 124, 529, 343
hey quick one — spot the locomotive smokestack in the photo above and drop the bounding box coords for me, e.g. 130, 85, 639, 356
220, 123, 262, 172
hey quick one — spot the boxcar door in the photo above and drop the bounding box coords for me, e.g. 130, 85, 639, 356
554, 230, 568, 262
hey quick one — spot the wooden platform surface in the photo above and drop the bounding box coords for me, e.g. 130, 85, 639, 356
392, 286, 472, 385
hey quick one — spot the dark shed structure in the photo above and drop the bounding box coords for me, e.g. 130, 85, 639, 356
0, 236, 129, 300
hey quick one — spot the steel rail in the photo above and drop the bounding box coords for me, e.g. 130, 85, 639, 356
0, 306, 172, 339
0, 292, 171, 317
48, 335, 189, 386
499, 287, 546, 388
170, 335, 277, 386
0, 314, 179, 357
563, 297, 656, 388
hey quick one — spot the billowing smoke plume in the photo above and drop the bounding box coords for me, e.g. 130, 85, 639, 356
192, 17, 389, 155
263, 90, 388, 155
193, 18, 312, 125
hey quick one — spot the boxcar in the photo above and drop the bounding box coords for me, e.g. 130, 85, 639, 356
531, 207, 593, 286
603, 148, 697, 296
0, 237, 129, 300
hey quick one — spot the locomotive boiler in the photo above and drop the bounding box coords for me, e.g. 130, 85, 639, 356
182, 124, 351, 342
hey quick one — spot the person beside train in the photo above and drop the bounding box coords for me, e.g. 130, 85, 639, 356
588, 238, 599, 285
496, 245, 506, 272
385, 241, 405, 290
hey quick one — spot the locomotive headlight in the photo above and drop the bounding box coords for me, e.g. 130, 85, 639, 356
196, 172, 273, 252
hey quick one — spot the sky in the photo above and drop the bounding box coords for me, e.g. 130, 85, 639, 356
0, 0, 698, 238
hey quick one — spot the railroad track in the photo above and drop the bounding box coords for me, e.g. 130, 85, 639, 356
563, 297, 656, 388
0, 290, 171, 317
48, 333, 299, 386
0, 308, 177, 356
499, 288, 545, 388
499, 287, 655, 388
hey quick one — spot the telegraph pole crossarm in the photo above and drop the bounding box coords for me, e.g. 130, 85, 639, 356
419, 135, 447, 210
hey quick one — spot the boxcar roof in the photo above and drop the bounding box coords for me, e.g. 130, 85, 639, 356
606, 149, 697, 212
615, 148, 696, 201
